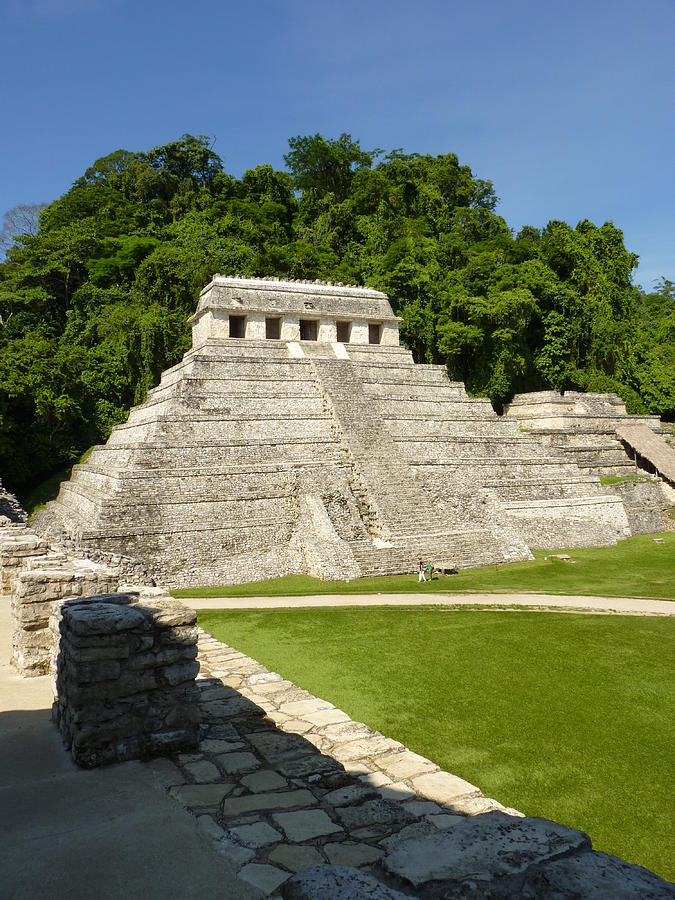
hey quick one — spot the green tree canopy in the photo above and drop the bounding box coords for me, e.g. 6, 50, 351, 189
0, 132, 671, 495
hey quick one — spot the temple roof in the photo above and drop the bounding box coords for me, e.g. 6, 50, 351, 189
190, 275, 400, 323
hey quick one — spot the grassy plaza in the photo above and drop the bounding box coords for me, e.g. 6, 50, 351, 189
197, 606, 675, 881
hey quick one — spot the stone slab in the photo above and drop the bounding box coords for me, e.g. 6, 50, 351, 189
273, 809, 343, 842
169, 782, 234, 809
375, 749, 438, 781
336, 799, 413, 831
410, 770, 480, 803
383, 811, 591, 888
283, 865, 411, 899
322, 784, 375, 807
268, 844, 324, 873
216, 751, 260, 774
200, 738, 245, 753
358, 771, 391, 789
319, 721, 373, 743
184, 759, 222, 783
240, 769, 288, 793
301, 708, 351, 727
522, 850, 675, 898
279, 698, 333, 717
332, 736, 403, 762
231, 822, 282, 847
222, 789, 317, 818
378, 781, 417, 802
323, 841, 384, 867
239, 863, 289, 893
216, 836, 256, 870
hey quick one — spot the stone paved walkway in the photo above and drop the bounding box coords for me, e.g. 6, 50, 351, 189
154, 627, 674, 898
187, 592, 675, 615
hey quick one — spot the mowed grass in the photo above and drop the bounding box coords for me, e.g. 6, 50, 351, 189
175, 533, 675, 600
198, 607, 675, 881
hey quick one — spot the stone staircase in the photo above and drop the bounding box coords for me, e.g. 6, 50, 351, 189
310, 355, 531, 573
348, 353, 630, 548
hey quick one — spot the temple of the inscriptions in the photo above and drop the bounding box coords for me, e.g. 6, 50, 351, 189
32, 276, 674, 586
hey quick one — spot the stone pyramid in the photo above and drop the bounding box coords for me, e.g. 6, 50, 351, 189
33, 277, 630, 586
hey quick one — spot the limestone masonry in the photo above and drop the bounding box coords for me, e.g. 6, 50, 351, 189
31, 275, 673, 586
52, 591, 200, 767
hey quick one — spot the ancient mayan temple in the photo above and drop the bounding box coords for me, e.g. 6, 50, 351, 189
33, 276, 633, 586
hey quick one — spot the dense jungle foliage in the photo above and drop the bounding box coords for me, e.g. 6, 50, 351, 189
0, 133, 673, 494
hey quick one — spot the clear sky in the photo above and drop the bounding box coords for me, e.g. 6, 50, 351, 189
1, 0, 673, 289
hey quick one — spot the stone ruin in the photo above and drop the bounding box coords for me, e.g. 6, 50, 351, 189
504, 392, 675, 534
31, 274, 661, 588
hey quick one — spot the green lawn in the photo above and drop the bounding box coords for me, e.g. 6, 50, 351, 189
198, 607, 675, 881
174, 533, 675, 600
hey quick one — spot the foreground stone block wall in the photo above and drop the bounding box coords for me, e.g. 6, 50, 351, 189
52, 592, 200, 767
1, 516, 159, 676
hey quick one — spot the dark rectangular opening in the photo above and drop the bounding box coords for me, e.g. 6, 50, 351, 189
299, 319, 318, 341
266, 317, 281, 340
336, 321, 351, 343
368, 322, 382, 345
229, 314, 246, 339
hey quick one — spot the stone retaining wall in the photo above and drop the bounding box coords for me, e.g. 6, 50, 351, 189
52, 592, 200, 768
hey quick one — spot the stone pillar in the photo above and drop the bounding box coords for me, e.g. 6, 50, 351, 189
281, 317, 300, 341
51, 593, 200, 768
350, 320, 369, 344
318, 319, 337, 343
246, 312, 266, 339
381, 322, 400, 346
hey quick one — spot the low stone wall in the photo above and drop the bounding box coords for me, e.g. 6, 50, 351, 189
51, 592, 200, 768
0, 525, 47, 592
11, 555, 118, 676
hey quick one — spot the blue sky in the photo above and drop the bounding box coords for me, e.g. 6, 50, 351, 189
1, 0, 673, 289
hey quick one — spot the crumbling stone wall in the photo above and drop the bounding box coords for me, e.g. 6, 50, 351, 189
51, 592, 200, 767
0, 478, 27, 524
11, 555, 119, 676
0, 525, 47, 592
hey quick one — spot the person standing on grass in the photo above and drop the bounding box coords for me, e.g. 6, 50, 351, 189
426, 561, 433, 582
418, 560, 427, 582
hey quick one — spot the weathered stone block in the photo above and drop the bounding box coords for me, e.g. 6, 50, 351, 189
53, 594, 200, 767
383, 811, 590, 888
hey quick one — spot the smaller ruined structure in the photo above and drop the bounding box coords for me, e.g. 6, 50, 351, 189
504, 392, 675, 533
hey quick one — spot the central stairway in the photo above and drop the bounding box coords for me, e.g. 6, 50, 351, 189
310, 355, 533, 575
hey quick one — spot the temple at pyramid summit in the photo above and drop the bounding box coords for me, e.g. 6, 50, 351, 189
33, 275, 673, 587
